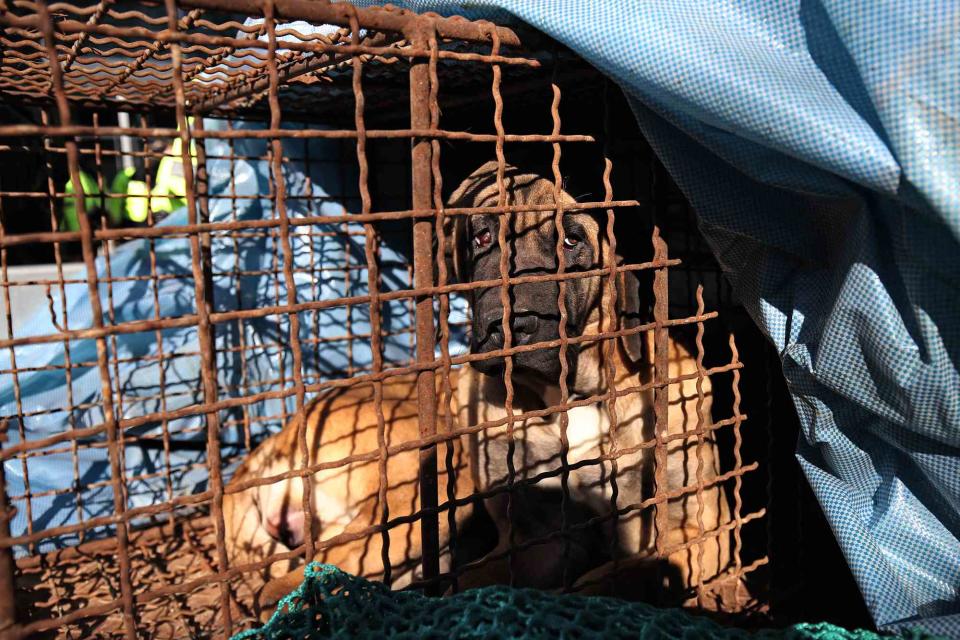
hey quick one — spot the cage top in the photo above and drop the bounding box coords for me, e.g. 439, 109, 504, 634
0, 0, 549, 121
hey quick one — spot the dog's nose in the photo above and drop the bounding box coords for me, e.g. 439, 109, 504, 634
264, 509, 305, 550
511, 314, 539, 345
480, 310, 539, 346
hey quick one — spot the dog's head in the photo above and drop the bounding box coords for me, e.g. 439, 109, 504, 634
444, 161, 645, 389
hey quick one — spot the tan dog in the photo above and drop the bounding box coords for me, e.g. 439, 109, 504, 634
446, 162, 734, 604
223, 162, 738, 614
223, 372, 477, 612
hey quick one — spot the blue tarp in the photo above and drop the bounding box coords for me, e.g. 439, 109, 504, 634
2, 0, 958, 634
0, 122, 466, 554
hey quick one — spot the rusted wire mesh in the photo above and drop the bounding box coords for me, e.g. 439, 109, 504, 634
0, 1, 780, 638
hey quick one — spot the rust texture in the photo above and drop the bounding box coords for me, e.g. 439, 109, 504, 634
485, 20, 520, 587
599, 78, 623, 596
0, 0, 769, 637
548, 54, 574, 592
408, 18, 440, 594
652, 226, 670, 559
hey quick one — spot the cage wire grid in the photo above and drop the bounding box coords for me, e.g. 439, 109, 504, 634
0, 1, 774, 637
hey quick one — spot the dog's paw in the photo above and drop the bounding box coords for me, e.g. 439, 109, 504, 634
255, 576, 298, 622
571, 555, 683, 604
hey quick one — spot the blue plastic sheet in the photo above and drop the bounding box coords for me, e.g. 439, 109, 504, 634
0, 120, 467, 556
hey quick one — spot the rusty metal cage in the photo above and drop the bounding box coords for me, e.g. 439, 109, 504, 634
0, 1, 870, 638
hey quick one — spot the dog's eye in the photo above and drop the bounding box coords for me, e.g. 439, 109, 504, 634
563, 234, 580, 249
473, 228, 492, 249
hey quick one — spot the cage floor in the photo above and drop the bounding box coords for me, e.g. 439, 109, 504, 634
13, 515, 771, 638
14, 515, 263, 639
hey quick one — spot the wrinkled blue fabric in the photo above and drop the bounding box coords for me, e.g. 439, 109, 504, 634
0, 121, 467, 556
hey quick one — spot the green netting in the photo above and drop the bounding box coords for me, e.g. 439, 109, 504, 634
233, 563, 940, 640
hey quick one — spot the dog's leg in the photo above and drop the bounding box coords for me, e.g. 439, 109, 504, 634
452, 535, 581, 593
223, 477, 295, 588
570, 523, 733, 607
661, 523, 743, 610
570, 553, 684, 604
454, 491, 522, 593
454, 491, 603, 593
450, 544, 514, 593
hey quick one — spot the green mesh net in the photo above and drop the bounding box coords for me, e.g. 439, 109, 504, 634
233, 563, 936, 640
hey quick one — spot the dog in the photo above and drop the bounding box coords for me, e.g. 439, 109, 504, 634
445, 161, 735, 604
222, 371, 482, 616
223, 161, 739, 616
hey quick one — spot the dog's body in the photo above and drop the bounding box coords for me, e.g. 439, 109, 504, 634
456, 336, 732, 601
447, 163, 732, 601
224, 372, 477, 604
224, 162, 737, 613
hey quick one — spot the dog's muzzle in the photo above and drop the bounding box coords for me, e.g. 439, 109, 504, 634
471, 308, 566, 381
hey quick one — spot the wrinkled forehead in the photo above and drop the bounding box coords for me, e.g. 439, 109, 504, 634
466, 175, 598, 242
463, 172, 569, 212
506, 210, 599, 246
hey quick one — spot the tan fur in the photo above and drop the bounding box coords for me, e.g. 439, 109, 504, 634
223, 373, 476, 614
455, 307, 733, 606
447, 163, 735, 603
224, 164, 740, 615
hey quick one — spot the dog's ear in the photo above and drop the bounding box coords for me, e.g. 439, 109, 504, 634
616, 265, 647, 364
441, 161, 518, 283
434, 166, 500, 345
436, 212, 466, 284
439, 171, 481, 285
432, 213, 465, 346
